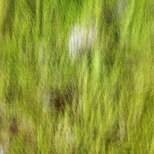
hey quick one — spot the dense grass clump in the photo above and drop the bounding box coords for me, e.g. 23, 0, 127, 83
0, 0, 153, 153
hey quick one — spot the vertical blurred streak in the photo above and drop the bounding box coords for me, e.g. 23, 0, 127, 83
39, 0, 43, 37
36, 0, 44, 37
117, 0, 128, 18
1, 0, 15, 36
0, 0, 4, 30
0, 0, 5, 42
0, 0, 6, 58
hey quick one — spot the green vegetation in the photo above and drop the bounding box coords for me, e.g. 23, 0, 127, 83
0, 0, 153, 153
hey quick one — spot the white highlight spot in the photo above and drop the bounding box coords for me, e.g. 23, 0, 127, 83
0, 146, 4, 154
68, 23, 96, 58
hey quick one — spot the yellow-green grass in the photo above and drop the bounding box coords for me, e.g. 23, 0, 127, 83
0, 0, 153, 153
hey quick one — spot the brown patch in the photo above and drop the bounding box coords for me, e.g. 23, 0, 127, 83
50, 86, 73, 112
9, 118, 18, 135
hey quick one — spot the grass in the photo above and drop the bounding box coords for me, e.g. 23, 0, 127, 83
0, 0, 153, 153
